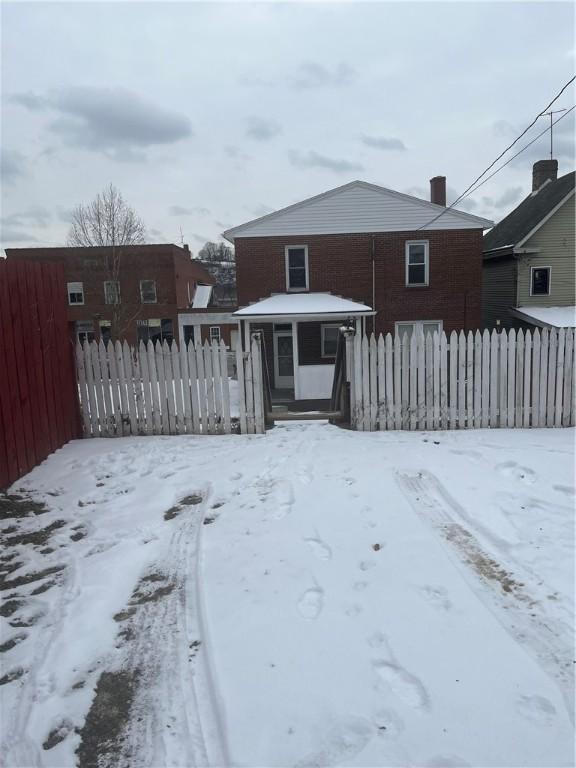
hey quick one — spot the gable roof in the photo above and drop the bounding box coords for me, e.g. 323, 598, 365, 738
223, 180, 493, 242
483, 171, 575, 253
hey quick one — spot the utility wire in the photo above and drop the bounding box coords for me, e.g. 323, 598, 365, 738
416, 74, 576, 230
459, 106, 575, 202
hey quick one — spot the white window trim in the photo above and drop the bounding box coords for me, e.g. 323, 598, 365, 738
529, 265, 551, 296
395, 320, 443, 337
321, 323, 340, 358
209, 326, 221, 342
67, 281, 84, 306
103, 280, 121, 305
405, 240, 429, 287
285, 245, 309, 293
140, 279, 158, 304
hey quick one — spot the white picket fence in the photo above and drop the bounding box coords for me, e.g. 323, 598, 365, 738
76, 338, 265, 437
346, 327, 575, 431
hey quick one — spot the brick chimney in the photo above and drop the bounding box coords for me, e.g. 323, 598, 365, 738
430, 176, 447, 206
532, 159, 558, 191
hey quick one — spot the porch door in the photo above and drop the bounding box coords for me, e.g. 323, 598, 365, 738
273, 330, 294, 388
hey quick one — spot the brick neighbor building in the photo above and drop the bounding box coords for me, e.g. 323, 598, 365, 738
224, 178, 492, 400
5, 243, 214, 346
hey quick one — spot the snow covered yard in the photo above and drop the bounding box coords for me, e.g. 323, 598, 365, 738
0, 424, 574, 768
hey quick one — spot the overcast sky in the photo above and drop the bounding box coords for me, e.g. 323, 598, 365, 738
1, 1, 574, 255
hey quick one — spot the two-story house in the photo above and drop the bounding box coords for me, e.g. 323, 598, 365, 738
482, 160, 575, 330
224, 178, 492, 400
5, 243, 214, 346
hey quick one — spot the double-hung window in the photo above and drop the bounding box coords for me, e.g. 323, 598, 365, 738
104, 280, 120, 305
209, 326, 221, 343
140, 279, 157, 303
395, 320, 443, 341
405, 241, 429, 286
67, 282, 84, 305
530, 267, 550, 296
285, 245, 309, 292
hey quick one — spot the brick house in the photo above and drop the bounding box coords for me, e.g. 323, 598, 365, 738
223, 179, 492, 400
5, 243, 214, 346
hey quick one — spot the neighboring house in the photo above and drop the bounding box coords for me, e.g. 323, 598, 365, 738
176, 257, 239, 350
223, 178, 492, 400
5, 244, 214, 345
483, 160, 575, 330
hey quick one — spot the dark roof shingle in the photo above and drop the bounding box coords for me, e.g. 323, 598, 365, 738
483, 171, 575, 252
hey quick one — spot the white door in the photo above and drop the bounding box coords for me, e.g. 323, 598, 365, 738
273, 331, 294, 388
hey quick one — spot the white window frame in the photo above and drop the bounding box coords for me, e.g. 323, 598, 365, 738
209, 326, 221, 343
104, 280, 121, 305
67, 281, 84, 305
285, 245, 309, 293
530, 265, 551, 296
395, 320, 443, 339
321, 323, 340, 358
405, 240, 429, 287
140, 279, 158, 304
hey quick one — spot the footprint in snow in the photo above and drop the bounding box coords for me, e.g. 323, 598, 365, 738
294, 716, 373, 767
373, 660, 430, 710
495, 461, 536, 484
515, 694, 557, 725
424, 755, 471, 767
304, 537, 332, 560
419, 585, 453, 611
297, 588, 324, 620
373, 708, 404, 739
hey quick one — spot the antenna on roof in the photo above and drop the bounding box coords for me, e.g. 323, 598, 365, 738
541, 108, 567, 159
179, 226, 184, 247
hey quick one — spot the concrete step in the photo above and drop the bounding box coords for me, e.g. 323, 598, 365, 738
269, 411, 340, 421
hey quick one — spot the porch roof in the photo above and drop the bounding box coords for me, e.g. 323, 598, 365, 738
233, 292, 374, 321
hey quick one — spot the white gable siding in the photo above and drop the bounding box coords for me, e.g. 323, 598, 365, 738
224, 183, 491, 241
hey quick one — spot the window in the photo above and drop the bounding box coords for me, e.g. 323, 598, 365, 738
321, 324, 340, 357
104, 280, 120, 305
209, 326, 221, 343
99, 320, 111, 345
75, 320, 93, 345
140, 279, 157, 303
285, 245, 309, 292
67, 282, 84, 305
137, 318, 173, 345
395, 320, 443, 341
531, 266, 550, 296
405, 241, 429, 286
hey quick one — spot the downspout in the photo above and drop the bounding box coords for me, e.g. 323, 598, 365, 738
371, 235, 376, 335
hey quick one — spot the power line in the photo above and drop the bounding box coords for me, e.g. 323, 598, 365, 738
459, 106, 574, 202
416, 74, 576, 230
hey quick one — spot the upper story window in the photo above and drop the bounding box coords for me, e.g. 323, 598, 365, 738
285, 245, 309, 292
140, 279, 157, 303
531, 266, 550, 296
405, 241, 429, 286
67, 281, 84, 305
104, 280, 120, 305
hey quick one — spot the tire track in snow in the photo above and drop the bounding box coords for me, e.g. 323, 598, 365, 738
397, 470, 574, 721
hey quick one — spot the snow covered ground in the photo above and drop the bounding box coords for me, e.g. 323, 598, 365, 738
1, 424, 574, 767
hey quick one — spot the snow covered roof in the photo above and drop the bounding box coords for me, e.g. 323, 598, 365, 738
223, 180, 493, 242
511, 306, 576, 328
233, 292, 373, 319
192, 284, 212, 309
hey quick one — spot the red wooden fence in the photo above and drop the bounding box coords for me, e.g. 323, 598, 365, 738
0, 259, 80, 489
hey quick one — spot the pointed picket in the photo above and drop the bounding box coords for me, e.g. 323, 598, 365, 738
562, 329, 574, 427
384, 333, 394, 431
138, 341, 153, 434
546, 330, 557, 427
368, 334, 377, 430
515, 329, 524, 427
76, 342, 91, 436
361, 335, 371, 431
171, 341, 184, 433
187, 341, 201, 434
449, 331, 458, 429
439, 332, 448, 428
425, 332, 434, 430
538, 329, 549, 427
531, 329, 541, 427
417, 331, 426, 430
489, 329, 498, 427
146, 341, 162, 435
554, 328, 565, 427
409, 333, 418, 431
499, 331, 508, 428
220, 340, 231, 434
465, 331, 474, 428
481, 329, 490, 428
235, 341, 247, 434
522, 330, 532, 428
376, 334, 385, 430
393, 334, 402, 430
457, 331, 466, 429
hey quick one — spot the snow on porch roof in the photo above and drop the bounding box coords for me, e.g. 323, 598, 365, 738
511, 305, 576, 329
233, 292, 374, 319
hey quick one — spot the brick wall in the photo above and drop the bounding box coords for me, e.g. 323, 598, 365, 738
235, 229, 483, 335
6, 245, 214, 345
